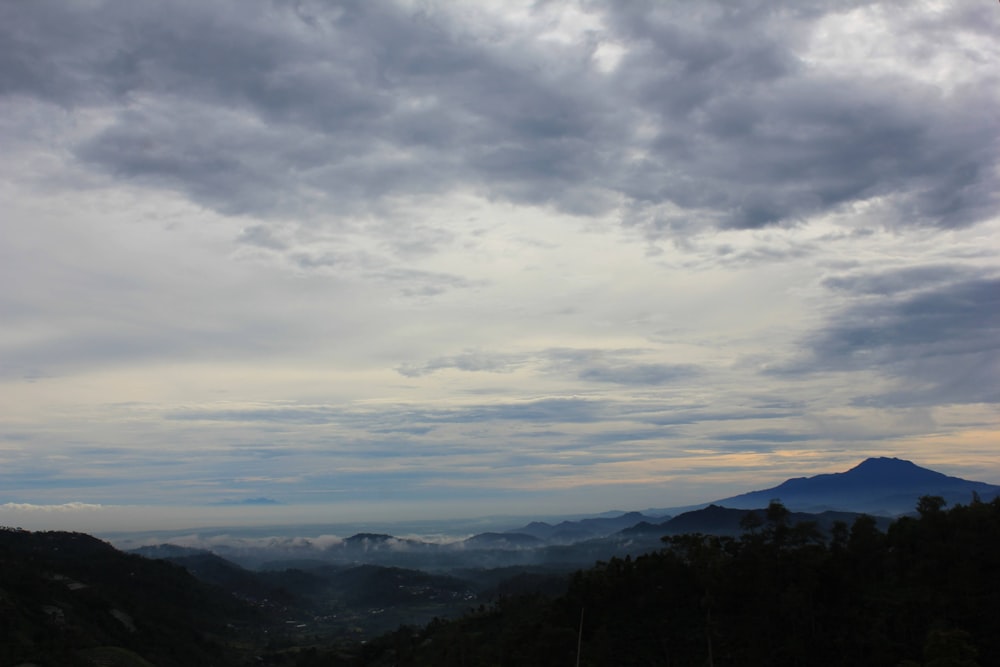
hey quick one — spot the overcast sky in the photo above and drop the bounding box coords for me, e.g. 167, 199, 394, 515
2, 0, 998, 531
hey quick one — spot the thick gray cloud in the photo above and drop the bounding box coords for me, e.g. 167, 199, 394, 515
611, 1, 999, 231
4, 0, 995, 231
784, 271, 1000, 406
820, 265, 975, 296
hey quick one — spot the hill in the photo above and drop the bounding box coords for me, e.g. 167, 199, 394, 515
0, 528, 253, 666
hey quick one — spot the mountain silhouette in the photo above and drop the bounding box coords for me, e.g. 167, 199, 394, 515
711, 456, 1000, 515
508, 511, 657, 543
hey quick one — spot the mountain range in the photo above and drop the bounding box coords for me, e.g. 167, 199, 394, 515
504, 456, 998, 543
122, 457, 999, 571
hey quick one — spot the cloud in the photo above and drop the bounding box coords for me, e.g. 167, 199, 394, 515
4, 0, 995, 235
212, 497, 282, 506
167, 407, 341, 424
781, 272, 1000, 407
713, 431, 816, 444
578, 362, 699, 386
820, 265, 975, 296
376, 268, 484, 297
416, 397, 607, 426
0, 502, 103, 512
543, 349, 701, 386
398, 347, 702, 386
237, 225, 288, 251
397, 351, 528, 377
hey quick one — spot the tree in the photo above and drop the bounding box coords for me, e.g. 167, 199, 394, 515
917, 495, 947, 518
739, 510, 763, 536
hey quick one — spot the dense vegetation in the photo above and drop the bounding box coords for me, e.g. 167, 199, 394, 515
0, 528, 253, 666
306, 496, 999, 666
4, 495, 997, 666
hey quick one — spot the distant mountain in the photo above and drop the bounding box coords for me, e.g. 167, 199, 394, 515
711, 457, 1000, 515
508, 511, 659, 543
340, 532, 432, 550
344, 532, 396, 545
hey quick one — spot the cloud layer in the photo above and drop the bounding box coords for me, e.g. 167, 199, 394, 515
1, 0, 998, 528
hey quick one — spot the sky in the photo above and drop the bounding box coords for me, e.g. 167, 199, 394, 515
1, 0, 998, 533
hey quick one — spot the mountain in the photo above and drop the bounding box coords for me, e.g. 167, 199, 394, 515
710, 457, 1000, 515
507, 511, 659, 543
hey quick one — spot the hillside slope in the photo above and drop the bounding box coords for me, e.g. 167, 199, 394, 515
0, 529, 253, 666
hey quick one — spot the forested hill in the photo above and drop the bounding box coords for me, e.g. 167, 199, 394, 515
327, 496, 1000, 667
0, 528, 253, 666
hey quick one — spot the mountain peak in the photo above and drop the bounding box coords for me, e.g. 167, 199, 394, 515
843, 457, 949, 482
852, 456, 915, 470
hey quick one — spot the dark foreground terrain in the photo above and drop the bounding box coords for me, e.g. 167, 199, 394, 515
4, 495, 998, 666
